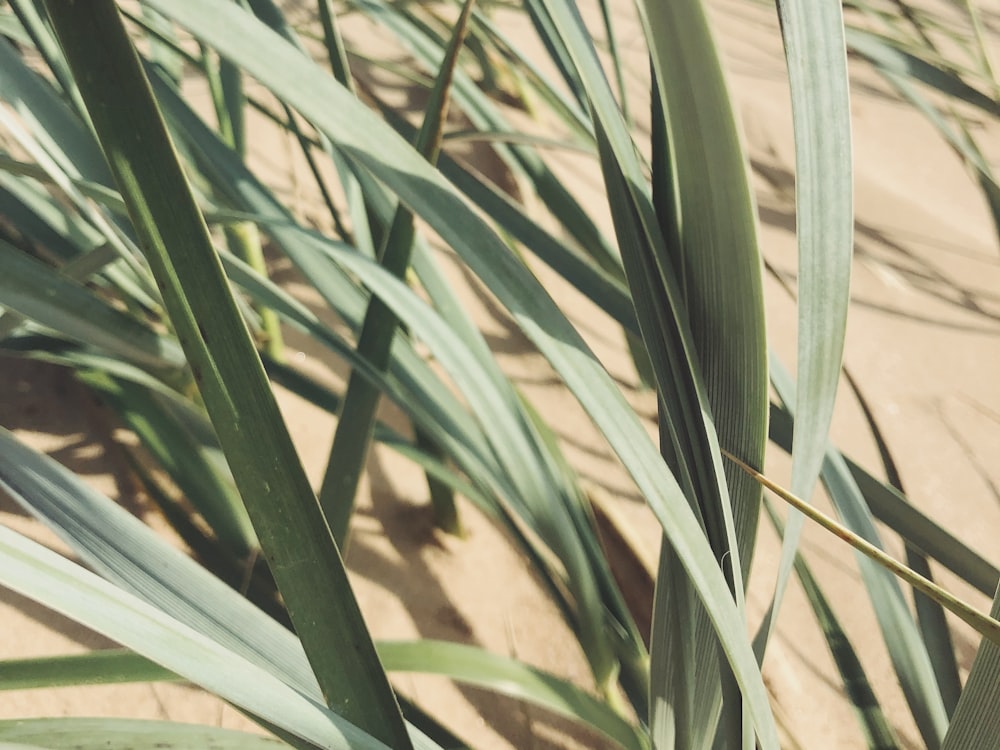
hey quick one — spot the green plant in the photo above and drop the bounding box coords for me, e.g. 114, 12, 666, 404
0, 0, 997, 748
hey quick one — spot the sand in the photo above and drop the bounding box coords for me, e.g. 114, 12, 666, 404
1, 1, 998, 748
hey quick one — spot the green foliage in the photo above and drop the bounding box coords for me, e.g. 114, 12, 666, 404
0, 0, 997, 748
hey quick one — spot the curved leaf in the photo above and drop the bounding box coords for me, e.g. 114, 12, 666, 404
765, 0, 854, 650
0, 523, 391, 750
0, 719, 285, 750
379, 640, 646, 750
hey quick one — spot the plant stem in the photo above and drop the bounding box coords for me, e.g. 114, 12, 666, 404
724, 450, 1000, 649
319, 0, 476, 545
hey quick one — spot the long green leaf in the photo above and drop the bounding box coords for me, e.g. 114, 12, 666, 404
0, 643, 645, 750
0, 238, 183, 371
0, 523, 392, 750
641, 0, 771, 742
320, 0, 475, 544
0, 718, 285, 750
763, 0, 854, 657
41, 3, 410, 745
379, 640, 645, 750
0, 651, 176, 690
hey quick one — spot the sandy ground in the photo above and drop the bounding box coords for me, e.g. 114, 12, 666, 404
2, 1, 999, 748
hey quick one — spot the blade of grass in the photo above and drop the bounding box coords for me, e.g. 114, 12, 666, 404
0, 718, 286, 750
0, 238, 183, 371
517, 389, 650, 714
761, 0, 855, 656
597, 119, 735, 746
637, 0, 773, 741
259, 353, 589, 649
219, 246, 535, 542
379, 640, 646, 750
0, 523, 403, 750
0, 643, 646, 750
320, 0, 475, 545
0, 650, 177, 689
41, 3, 410, 744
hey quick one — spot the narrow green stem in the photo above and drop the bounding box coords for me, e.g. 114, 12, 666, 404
415, 426, 463, 536
204, 43, 285, 360
223, 221, 285, 360
319, 0, 476, 544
